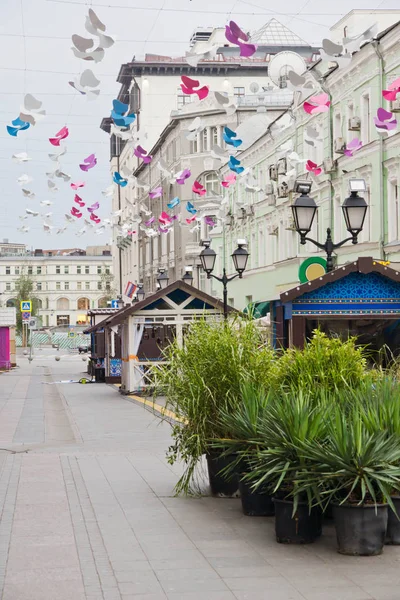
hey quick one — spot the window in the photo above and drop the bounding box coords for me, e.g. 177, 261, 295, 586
56, 297, 69, 310
211, 126, 218, 146
201, 128, 208, 152
85, 266, 90, 274
388, 180, 399, 242
204, 171, 219, 195
97, 265, 102, 274
28, 266, 33, 275
97, 281, 102, 290
5, 266, 10, 275
64, 282, 69, 290
234, 86, 245, 98
6, 282, 11, 291
56, 265, 61, 274
64, 265, 69, 274
334, 112, 342, 140
77, 265, 81, 274
85, 281, 90, 290
57, 315, 70, 326
37, 282, 42, 291
77, 281, 82, 291
105, 266, 110, 275
37, 266, 42, 275
56, 282, 61, 291
105, 282, 111, 291
15, 267, 19, 275
177, 94, 192, 109
190, 138, 198, 153
361, 93, 371, 143
77, 298, 90, 310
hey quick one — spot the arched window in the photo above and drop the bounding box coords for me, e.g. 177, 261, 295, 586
6, 298, 17, 308
36, 299, 43, 309
203, 171, 219, 195
98, 297, 109, 308
56, 297, 69, 310
77, 297, 90, 310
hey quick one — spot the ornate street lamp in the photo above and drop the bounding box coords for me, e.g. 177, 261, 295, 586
136, 283, 145, 302
199, 239, 249, 319
157, 269, 169, 290
291, 179, 368, 272
182, 267, 194, 286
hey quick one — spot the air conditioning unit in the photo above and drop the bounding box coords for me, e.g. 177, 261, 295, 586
269, 164, 278, 181
348, 116, 361, 131
277, 157, 287, 175
334, 137, 346, 154
323, 158, 336, 173
277, 183, 289, 198
391, 99, 400, 113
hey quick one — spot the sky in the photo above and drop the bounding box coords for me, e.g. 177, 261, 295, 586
0, 0, 398, 251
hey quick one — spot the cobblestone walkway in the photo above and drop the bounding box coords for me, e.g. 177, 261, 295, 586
0, 355, 399, 600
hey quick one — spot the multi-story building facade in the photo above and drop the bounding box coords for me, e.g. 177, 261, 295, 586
0, 246, 113, 327
209, 13, 400, 310
101, 19, 319, 295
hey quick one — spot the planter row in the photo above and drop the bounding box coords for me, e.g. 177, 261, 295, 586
207, 453, 400, 555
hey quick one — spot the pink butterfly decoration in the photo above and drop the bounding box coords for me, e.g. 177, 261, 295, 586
79, 153, 97, 171
306, 160, 322, 176
192, 181, 206, 196
180, 76, 209, 101
344, 138, 363, 157
159, 211, 172, 224
70, 181, 85, 190
149, 186, 163, 199
87, 202, 100, 213
90, 213, 101, 223
204, 216, 216, 227
303, 93, 331, 115
74, 194, 85, 207
382, 78, 400, 102
225, 21, 257, 57
158, 225, 169, 233
186, 215, 197, 224
176, 168, 191, 185
145, 217, 155, 226
221, 173, 237, 188
374, 108, 398, 132
134, 145, 152, 164
49, 126, 69, 146
127, 230, 136, 236
71, 207, 82, 218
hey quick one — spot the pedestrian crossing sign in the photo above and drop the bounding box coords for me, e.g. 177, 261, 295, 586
20, 301, 31, 312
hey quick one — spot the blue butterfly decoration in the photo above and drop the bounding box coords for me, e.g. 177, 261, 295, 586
228, 155, 245, 174
186, 201, 197, 215
167, 197, 180, 209
113, 171, 128, 187
111, 99, 136, 128
223, 126, 242, 147
7, 117, 30, 137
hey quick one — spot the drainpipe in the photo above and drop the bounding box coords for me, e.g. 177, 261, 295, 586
319, 80, 334, 233
372, 40, 386, 260
116, 153, 123, 296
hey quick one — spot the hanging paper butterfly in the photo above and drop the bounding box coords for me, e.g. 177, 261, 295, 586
221, 173, 237, 188
149, 186, 162, 199
186, 201, 197, 215
49, 126, 69, 146
374, 108, 398, 132
303, 93, 331, 115
110, 99, 136, 128
113, 172, 128, 187
134, 145, 152, 163
222, 127, 242, 148
192, 181, 206, 196
228, 155, 244, 174
180, 76, 209, 101
344, 138, 363, 157
7, 117, 30, 137
175, 169, 191, 185
306, 160, 322, 176
167, 197, 180, 209
79, 153, 97, 171
225, 21, 257, 58
382, 77, 400, 102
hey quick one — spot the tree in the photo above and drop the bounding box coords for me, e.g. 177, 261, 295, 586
14, 273, 39, 338
99, 270, 117, 304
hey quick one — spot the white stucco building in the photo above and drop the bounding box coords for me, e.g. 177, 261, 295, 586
0, 245, 113, 327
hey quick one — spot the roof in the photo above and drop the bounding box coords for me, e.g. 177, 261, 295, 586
87, 280, 235, 331
250, 18, 311, 47
280, 257, 400, 303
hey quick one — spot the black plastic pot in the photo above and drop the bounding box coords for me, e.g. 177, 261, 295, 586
274, 498, 322, 544
239, 478, 275, 516
333, 503, 388, 555
206, 451, 239, 497
385, 497, 400, 545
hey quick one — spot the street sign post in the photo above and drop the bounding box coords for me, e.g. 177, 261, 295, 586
20, 301, 31, 312
22, 312, 30, 322
68, 332, 76, 338
28, 317, 37, 330
111, 300, 119, 308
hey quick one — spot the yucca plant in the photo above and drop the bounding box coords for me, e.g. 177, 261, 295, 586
294, 406, 400, 510
153, 317, 276, 495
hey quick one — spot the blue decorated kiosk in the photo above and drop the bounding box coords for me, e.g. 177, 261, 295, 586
275, 257, 400, 352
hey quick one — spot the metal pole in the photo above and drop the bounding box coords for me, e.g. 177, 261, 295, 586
223, 282, 228, 321
29, 327, 33, 362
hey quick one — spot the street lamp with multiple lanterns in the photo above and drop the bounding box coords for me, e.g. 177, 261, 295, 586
291, 179, 368, 272
199, 239, 249, 319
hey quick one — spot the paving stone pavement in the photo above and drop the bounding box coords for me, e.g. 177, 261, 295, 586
0, 351, 399, 600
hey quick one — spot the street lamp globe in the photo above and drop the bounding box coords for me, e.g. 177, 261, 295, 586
199, 245, 217, 275
136, 285, 145, 302
157, 270, 169, 290
231, 241, 249, 277
291, 192, 318, 241
182, 268, 194, 286
342, 192, 368, 240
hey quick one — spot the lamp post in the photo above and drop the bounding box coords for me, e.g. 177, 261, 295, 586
182, 267, 194, 286
136, 283, 145, 302
291, 179, 368, 273
157, 269, 169, 290
199, 239, 249, 319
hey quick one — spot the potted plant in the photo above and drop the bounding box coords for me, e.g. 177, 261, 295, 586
296, 405, 400, 555
211, 383, 275, 516
154, 318, 275, 496
246, 392, 328, 543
